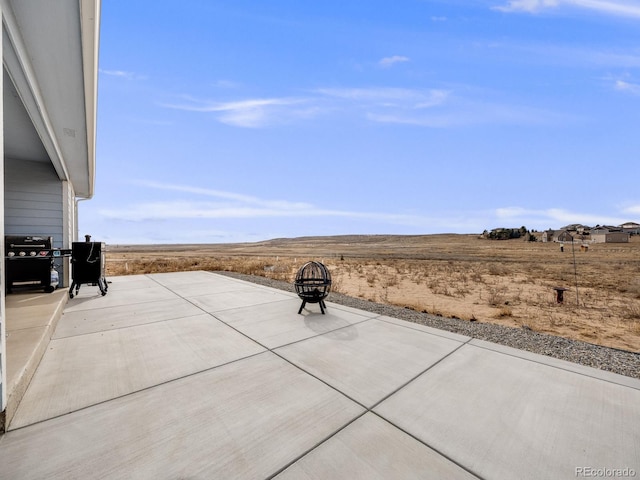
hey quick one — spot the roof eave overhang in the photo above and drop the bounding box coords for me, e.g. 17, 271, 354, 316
1, 0, 101, 199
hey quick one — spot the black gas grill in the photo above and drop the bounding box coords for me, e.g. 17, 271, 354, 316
5, 235, 58, 293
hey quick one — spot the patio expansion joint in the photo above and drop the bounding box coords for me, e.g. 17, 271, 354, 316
263, 409, 368, 479
265, 336, 482, 479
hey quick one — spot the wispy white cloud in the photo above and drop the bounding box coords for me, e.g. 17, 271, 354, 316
614, 80, 640, 95
160, 88, 452, 128
160, 97, 309, 128
100, 197, 433, 226
493, 0, 640, 18
622, 204, 640, 215
378, 55, 410, 68
368, 96, 579, 127
365, 113, 455, 128
133, 181, 314, 210
100, 181, 447, 229
99, 69, 142, 80
212, 79, 241, 89
470, 39, 640, 69
315, 87, 449, 107
215, 100, 306, 128
494, 0, 559, 13
159, 85, 573, 129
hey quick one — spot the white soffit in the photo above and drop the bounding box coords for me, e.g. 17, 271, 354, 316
2, 0, 100, 198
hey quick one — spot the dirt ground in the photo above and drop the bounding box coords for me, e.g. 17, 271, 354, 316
106, 234, 640, 353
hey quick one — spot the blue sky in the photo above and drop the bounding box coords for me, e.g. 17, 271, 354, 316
81, 0, 640, 244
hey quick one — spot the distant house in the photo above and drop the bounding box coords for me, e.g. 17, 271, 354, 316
620, 222, 640, 235
591, 232, 630, 243
561, 224, 590, 234
591, 225, 622, 235
589, 225, 629, 243
542, 230, 574, 243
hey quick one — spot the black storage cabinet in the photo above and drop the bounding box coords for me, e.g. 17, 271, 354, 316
69, 241, 107, 298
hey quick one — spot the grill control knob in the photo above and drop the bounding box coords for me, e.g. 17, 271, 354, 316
19, 251, 26, 256
30, 251, 37, 256
8, 252, 15, 257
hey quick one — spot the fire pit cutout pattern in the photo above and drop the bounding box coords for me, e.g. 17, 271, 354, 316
294, 261, 331, 314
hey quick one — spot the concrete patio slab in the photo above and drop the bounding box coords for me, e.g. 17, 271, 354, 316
10, 313, 265, 429
148, 271, 268, 297
322, 300, 386, 317
276, 317, 466, 407
148, 270, 236, 286
188, 287, 294, 313
53, 297, 204, 338
214, 298, 375, 349
5, 327, 52, 395
275, 412, 478, 480
150, 279, 244, 298
5, 290, 68, 330
0, 353, 364, 480
469, 338, 640, 388
377, 314, 472, 343
374, 342, 640, 480
3, 289, 67, 430
95, 276, 157, 291
64, 282, 178, 312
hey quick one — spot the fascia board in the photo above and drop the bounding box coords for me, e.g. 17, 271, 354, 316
79, 0, 100, 199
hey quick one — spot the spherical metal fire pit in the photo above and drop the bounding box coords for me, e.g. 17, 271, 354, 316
294, 261, 331, 314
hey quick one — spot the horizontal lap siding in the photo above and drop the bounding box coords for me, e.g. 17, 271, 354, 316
4, 158, 63, 248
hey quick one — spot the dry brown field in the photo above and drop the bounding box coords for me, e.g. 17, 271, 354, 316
106, 234, 640, 353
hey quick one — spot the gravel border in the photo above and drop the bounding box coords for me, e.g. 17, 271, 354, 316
215, 271, 640, 380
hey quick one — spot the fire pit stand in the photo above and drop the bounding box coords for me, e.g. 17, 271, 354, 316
294, 261, 331, 314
